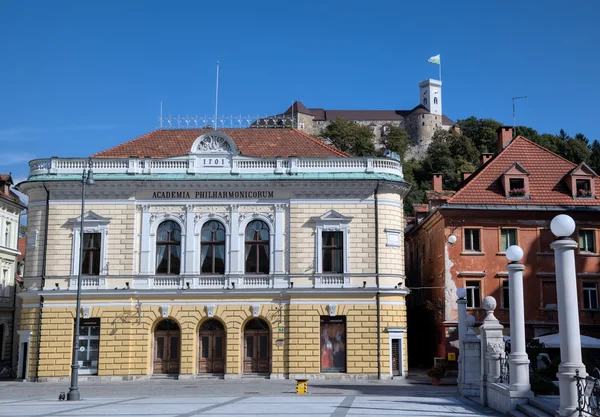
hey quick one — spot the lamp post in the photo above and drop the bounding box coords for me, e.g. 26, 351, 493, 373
456, 287, 467, 385
550, 214, 586, 417
67, 159, 94, 401
505, 245, 531, 393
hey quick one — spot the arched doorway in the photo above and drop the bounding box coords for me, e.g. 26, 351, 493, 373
153, 319, 180, 375
243, 318, 270, 374
198, 319, 226, 374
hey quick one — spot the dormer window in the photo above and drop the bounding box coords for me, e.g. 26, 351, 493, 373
502, 162, 530, 199
576, 179, 592, 197
568, 162, 597, 199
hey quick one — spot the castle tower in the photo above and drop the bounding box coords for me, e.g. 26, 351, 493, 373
419, 79, 442, 116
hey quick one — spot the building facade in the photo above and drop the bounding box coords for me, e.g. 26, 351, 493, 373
16, 128, 410, 381
405, 127, 600, 367
0, 174, 25, 370
263, 79, 454, 159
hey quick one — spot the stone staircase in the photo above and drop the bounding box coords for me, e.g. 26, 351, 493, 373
508, 397, 558, 417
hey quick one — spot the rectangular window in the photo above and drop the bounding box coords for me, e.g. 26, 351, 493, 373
576, 179, 592, 197
542, 281, 557, 309
76, 318, 100, 375
502, 280, 510, 309
320, 316, 346, 373
583, 282, 599, 310
465, 281, 481, 308
579, 230, 596, 253
322, 231, 344, 273
464, 229, 481, 252
82, 233, 101, 275
4, 222, 10, 246
501, 229, 517, 252
539, 228, 554, 253
509, 178, 525, 192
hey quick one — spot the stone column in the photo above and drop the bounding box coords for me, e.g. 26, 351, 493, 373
479, 296, 504, 406
550, 214, 587, 417
460, 315, 481, 398
456, 288, 467, 385
505, 246, 531, 393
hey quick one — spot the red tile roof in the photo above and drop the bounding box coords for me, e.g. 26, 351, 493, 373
413, 204, 429, 213
448, 136, 600, 206
93, 129, 349, 159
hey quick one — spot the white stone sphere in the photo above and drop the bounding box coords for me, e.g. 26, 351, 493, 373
550, 214, 576, 238
482, 296, 497, 311
465, 315, 476, 327
457, 287, 467, 299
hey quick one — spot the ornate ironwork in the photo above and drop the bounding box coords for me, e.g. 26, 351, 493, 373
158, 114, 297, 129
576, 369, 600, 416
499, 339, 511, 384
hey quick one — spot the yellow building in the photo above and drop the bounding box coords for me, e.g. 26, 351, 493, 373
16, 128, 409, 381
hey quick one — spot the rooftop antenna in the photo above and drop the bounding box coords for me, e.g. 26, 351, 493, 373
214, 61, 220, 130
512, 96, 527, 139
160, 101, 163, 128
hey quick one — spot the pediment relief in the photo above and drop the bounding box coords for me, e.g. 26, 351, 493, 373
68, 211, 111, 226
311, 210, 353, 224
190, 131, 239, 155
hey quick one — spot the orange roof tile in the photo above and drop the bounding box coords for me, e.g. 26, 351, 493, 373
93, 129, 349, 159
448, 136, 600, 206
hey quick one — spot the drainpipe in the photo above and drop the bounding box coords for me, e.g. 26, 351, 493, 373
34, 185, 50, 382
374, 182, 381, 380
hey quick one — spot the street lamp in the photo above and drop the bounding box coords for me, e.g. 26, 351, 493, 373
550, 214, 586, 417
504, 245, 531, 393
67, 159, 94, 401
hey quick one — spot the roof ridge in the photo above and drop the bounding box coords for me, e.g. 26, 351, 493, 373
291, 129, 351, 157
448, 136, 578, 203
92, 129, 163, 158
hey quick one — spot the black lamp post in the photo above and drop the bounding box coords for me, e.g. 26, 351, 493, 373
67, 159, 94, 401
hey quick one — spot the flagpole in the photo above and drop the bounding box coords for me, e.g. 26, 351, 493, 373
439, 55, 442, 82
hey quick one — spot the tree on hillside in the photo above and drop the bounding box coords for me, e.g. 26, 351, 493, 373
562, 137, 591, 164
319, 118, 375, 156
515, 126, 540, 142
533, 133, 563, 154
589, 141, 600, 174
457, 116, 502, 153
379, 125, 411, 160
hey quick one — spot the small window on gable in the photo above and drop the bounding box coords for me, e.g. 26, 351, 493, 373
503, 162, 530, 198
569, 162, 597, 198
434, 97, 438, 104
424, 97, 428, 105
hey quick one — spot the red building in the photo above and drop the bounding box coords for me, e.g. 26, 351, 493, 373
405, 127, 600, 367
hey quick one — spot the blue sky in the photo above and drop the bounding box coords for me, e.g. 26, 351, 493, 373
1, 0, 598, 184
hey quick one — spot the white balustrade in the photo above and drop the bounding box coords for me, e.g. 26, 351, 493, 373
243, 276, 271, 287
29, 155, 403, 178
198, 276, 226, 288
153, 276, 183, 288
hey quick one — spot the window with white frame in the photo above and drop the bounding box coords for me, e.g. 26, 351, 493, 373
4, 222, 10, 247
583, 282, 599, 310
579, 230, 596, 253
464, 229, 481, 252
466, 280, 481, 308
68, 211, 111, 276
312, 210, 352, 274
500, 228, 517, 252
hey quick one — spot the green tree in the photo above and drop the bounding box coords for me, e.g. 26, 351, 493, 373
589, 141, 600, 174
379, 125, 410, 160
319, 118, 376, 156
533, 133, 563, 154
515, 126, 540, 142
562, 138, 591, 164
456, 116, 502, 153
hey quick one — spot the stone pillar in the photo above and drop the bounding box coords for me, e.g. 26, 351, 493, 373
506, 247, 532, 393
456, 288, 467, 385
460, 315, 481, 397
479, 296, 504, 406
550, 214, 587, 417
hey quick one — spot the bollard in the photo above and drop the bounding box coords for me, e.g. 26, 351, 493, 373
296, 379, 308, 394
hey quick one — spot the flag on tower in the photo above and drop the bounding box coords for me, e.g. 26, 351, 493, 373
428, 54, 441, 65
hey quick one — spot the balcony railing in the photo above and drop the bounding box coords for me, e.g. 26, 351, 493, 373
29, 155, 403, 178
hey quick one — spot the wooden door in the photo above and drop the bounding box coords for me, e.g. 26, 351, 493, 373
391, 339, 400, 376
198, 330, 225, 374
153, 330, 180, 374
243, 330, 270, 373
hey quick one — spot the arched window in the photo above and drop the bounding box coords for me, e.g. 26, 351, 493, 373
434, 97, 438, 104
201, 221, 226, 274
156, 221, 181, 274
245, 220, 270, 274
423, 97, 428, 105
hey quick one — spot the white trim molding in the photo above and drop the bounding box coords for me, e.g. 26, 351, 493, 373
386, 326, 407, 378
312, 210, 352, 276
68, 211, 111, 282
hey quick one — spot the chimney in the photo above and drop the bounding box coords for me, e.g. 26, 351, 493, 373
462, 172, 473, 181
497, 126, 513, 150
480, 153, 494, 165
432, 173, 443, 192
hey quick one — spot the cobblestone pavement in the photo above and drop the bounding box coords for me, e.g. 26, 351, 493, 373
0, 379, 500, 416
